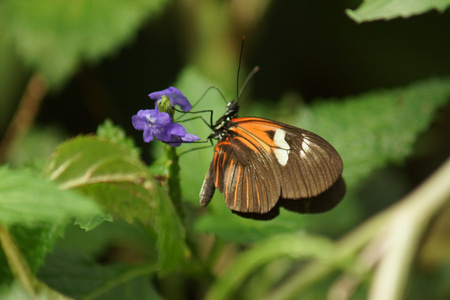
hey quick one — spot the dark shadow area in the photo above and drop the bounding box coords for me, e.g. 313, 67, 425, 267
232, 176, 346, 220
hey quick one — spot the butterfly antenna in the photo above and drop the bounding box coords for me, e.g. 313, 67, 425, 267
236, 35, 246, 100
236, 36, 259, 102
238, 66, 259, 100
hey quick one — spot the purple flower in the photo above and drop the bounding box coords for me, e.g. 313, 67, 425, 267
132, 109, 200, 146
149, 87, 192, 112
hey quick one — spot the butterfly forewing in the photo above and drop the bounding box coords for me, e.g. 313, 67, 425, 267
275, 123, 343, 198
200, 117, 343, 214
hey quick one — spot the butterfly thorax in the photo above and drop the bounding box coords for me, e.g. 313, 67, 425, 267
208, 100, 239, 141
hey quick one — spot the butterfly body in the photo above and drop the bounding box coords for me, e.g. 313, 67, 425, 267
200, 100, 343, 214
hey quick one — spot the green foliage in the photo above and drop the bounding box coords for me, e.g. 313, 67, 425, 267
97, 119, 141, 159
0, 223, 67, 285
37, 250, 159, 300
347, 0, 450, 23
42, 134, 190, 272
301, 77, 450, 189
0, 167, 100, 227
204, 233, 339, 300
0, 281, 71, 300
0, 0, 169, 88
74, 213, 114, 232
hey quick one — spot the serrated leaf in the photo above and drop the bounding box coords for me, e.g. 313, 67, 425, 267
43, 136, 190, 271
303, 77, 450, 189
97, 119, 141, 159
74, 212, 113, 231
346, 0, 450, 23
43, 136, 151, 191
0, 0, 169, 88
0, 167, 100, 227
43, 136, 160, 223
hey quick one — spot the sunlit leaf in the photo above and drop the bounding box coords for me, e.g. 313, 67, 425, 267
96, 119, 141, 159
74, 213, 113, 232
42, 136, 190, 271
0, 167, 100, 227
346, 0, 450, 23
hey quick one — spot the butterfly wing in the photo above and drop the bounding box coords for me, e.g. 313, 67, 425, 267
200, 117, 343, 214
200, 134, 281, 212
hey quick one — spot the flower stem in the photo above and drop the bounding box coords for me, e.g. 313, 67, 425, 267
164, 144, 183, 219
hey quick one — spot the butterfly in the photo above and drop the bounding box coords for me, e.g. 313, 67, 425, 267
199, 97, 344, 215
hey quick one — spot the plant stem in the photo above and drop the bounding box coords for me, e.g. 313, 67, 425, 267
369, 157, 450, 300
165, 144, 183, 219
0, 226, 36, 296
0, 73, 47, 164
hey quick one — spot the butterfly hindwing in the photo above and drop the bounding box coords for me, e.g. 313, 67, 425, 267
212, 136, 280, 213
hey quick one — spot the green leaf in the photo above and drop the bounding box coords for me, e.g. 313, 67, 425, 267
0, 166, 95, 284
0, 280, 72, 300
204, 233, 338, 300
346, 0, 450, 23
0, 0, 169, 88
195, 208, 307, 243
38, 250, 159, 299
0, 166, 100, 227
43, 136, 152, 194
302, 77, 450, 190
42, 136, 190, 272
0, 223, 67, 285
96, 119, 141, 159
74, 212, 113, 232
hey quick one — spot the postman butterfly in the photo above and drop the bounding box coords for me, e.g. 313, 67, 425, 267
199, 97, 343, 215
198, 39, 343, 217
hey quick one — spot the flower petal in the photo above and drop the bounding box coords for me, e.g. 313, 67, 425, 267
167, 122, 187, 137
151, 110, 172, 127
166, 87, 192, 111
131, 114, 147, 130
142, 127, 154, 143
149, 87, 192, 112
181, 133, 201, 142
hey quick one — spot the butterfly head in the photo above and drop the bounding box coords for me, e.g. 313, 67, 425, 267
225, 100, 239, 118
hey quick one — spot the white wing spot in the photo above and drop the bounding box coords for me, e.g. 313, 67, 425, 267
300, 137, 311, 158
273, 129, 290, 166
